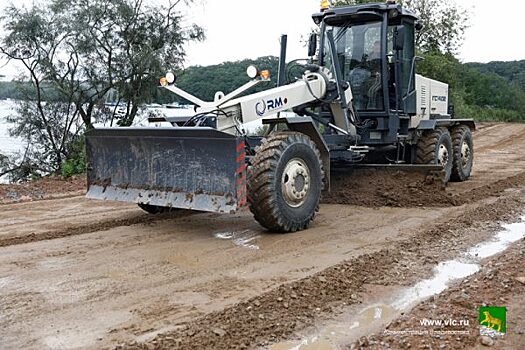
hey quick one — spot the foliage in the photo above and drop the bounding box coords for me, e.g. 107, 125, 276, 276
1, 0, 203, 128
466, 60, 525, 91
0, 82, 26, 100
5, 99, 84, 178
417, 53, 525, 122
0, 147, 44, 182
60, 137, 86, 178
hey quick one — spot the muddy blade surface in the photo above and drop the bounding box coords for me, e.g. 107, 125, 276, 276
85, 127, 245, 213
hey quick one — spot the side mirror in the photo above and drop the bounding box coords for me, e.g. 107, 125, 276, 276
308, 33, 317, 57
393, 25, 405, 51
415, 21, 423, 31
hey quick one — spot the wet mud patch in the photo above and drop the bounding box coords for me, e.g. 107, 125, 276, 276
0, 210, 195, 248
119, 190, 525, 350
322, 169, 457, 208
322, 169, 525, 208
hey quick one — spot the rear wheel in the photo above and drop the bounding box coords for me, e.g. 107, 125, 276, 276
450, 125, 474, 182
416, 127, 453, 183
247, 132, 324, 233
138, 204, 178, 214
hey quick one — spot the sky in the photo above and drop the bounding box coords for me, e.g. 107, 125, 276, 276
182, 0, 525, 66
1, 0, 524, 78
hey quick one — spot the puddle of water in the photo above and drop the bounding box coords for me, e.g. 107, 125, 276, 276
391, 261, 479, 310
37, 256, 73, 271
392, 217, 525, 310
0, 276, 11, 321
468, 220, 525, 259
135, 325, 186, 343
268, 304, 398, 350
268, 216, 525, 350
44, 287, 90, 305
0, 276, 12, 288
270, 337, 335, 350
213, 230, 261, 250
42, 310, 131, 349
214, 232, 235, 240
324, 303, 398, 338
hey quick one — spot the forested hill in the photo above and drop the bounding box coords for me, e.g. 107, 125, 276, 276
466, 60, 525, 91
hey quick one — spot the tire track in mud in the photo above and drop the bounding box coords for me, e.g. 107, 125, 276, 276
0, 192, 85, 206
120, 189, 525, 350
2, 171, 525, 249
475, 126, 525, 153
0, 210, 194, 248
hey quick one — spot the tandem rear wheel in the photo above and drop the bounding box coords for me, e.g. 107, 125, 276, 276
450, 125, 474, 182
416, 125, 473, 183
247, 132, 324, 233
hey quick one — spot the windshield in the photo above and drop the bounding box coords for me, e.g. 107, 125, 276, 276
324, 21, 384, 111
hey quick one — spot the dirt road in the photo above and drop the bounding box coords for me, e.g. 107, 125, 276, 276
1, 123, 524, 350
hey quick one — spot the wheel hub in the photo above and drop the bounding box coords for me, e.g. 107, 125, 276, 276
282, 158, 310, 208
438, 144, 449, 166
461, 141, 471, 167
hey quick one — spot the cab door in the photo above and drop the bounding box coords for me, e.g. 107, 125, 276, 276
388, 19, 416, 114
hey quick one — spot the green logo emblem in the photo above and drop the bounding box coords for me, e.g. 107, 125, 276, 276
479, 306, 506, 336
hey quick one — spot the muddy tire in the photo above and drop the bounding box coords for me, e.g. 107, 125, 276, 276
138, 204, 178, 214
416, 127, 453, 183
247, 132, 324, 233
450, 125, 474, 182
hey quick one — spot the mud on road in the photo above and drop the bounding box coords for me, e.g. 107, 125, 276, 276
0, 123, 525, 350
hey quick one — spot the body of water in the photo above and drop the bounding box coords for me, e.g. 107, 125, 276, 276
0, 100, 26, 156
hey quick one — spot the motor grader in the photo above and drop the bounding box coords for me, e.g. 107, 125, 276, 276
85, 1, 475, 232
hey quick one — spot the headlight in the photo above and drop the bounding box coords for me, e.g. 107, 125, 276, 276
166, 72, 176, 84
246, 65, 258, 79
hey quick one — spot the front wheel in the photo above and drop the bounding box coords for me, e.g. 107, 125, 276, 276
247, 132, 324, 233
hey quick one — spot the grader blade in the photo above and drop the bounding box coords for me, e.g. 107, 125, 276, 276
85, 127, 247, 214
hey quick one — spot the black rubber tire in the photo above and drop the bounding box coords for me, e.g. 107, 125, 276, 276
138, 203, 178, 214
450, 125, 474, 182
416, 127, 454, 183
247, 132, 324, 233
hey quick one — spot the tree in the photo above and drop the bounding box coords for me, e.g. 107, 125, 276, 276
331, 0, 469, 54
0, 0, 203, 179
1, 0, 204, 129
0, 4, 81, 178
